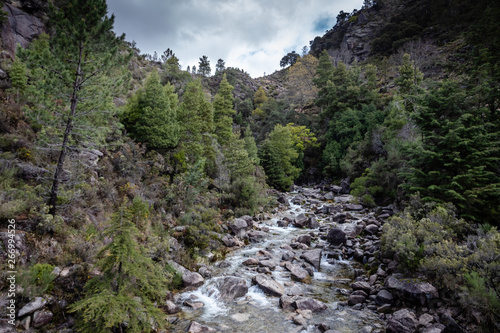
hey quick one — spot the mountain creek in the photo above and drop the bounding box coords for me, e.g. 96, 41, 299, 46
166, 186, 400, 333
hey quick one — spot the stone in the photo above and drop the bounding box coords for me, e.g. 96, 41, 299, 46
33, 310, 53, 328
187, 321, 216, 332
422, 324, 446, 333
293, 213, 309, 228
351, 281, 371, 293
333, 212, 348, 223
218, 276, 248, 300
346, 203, 363, 211
163, 300, 180, 314
419, 313, 434, 327
365, 224, 380, 235
259, 259, 278, 270
247, 229, 267, 242
292, 313, 307, 326
376, 289, 394, 305
277, 195, 290, 206
324, 192, 335, 200
280, 295, 296, 311
327, 227, 346, 246
348, 294, 366, 305
385, 275, 439, 306
15, 162, 49, 180
182, 271, 204, 289
198, 266, 212, 279
440, 313, 465, 333
228, 218, 249, 238
289, 265, 310, 283
243, 258, 259, 266
231, 313, 250, 322
282, 250, 295, 261
386, 309, 418, 333
18, 297, 47, 317
308, 217, 320, 229
277, 220, 289, 228
296, 234, 311, 246
287, 284, 304, 296
183, 300, 205, 309
301, 249, 322, 270
252, 274, 285, 296
294, 297, 327, 312
222, 234, 237, 247
291, 194, 306, 204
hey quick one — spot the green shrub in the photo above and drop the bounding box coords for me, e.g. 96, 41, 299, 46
19, 263, 56, 297
165, 264, 183, 290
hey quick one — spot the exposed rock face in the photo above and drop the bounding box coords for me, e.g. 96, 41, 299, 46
1, 4, 46, 57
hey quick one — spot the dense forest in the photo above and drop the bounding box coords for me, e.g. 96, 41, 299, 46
0, 0, 499, 332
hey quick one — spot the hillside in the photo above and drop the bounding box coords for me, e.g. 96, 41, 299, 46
0, 0, 499, 332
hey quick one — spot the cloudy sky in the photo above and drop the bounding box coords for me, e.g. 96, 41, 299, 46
107, 0, 364, 78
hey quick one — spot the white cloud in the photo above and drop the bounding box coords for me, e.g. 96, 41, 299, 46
107, 0, 364, 78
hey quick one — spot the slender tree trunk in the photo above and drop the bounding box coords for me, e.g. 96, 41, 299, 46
48, 45, 83, 215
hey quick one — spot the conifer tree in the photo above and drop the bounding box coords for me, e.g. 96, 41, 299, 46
9, 58, 27, 102
198, 55, 211, 76
69, 198, 168, 332
406, 80, 500, 224
19, 0, 130, 215
177, 79, 214, 166
213, 74, 235, 145
122, 71, 180, 150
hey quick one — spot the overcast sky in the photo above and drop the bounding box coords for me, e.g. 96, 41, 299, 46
107, 0, 364, 78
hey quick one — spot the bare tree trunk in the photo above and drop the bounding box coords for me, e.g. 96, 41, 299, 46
48, 45, 83, 216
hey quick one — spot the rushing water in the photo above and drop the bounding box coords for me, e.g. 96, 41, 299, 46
170, 190, 385, 333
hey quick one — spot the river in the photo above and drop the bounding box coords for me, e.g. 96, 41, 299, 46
170, 187, 385, 333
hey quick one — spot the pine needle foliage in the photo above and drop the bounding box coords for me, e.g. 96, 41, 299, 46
69, 198, 168, 333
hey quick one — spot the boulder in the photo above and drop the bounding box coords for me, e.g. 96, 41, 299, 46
324, 192, 335, 200
301, 249, 322, 270
327, 227, 346, 246
292, 313, 307, 326
375, 289, 394, 305
16, 162, 49, 180
182, 271, 204, 289
222, 234, 237, 247
288, 264, 310, 283
386, 309, 418, 333
291, 194, 306, 204
228, 218, 249, 238
243, 258, 259, 266
259, 259, 278, 270
218, 277, 248, 300
277, 195, 290, 206
385, 275, 439, 306
183, 300, 205, 309
345, 203, 363, 211
294, 297, 327, 312
348, 294, 366, 305
187, 321, 216, 333
279, 295, 296, 311
252, 274, 285, 296
18, 297, 47, 317
308, 217, 320, 229
293, 213, 309, 228
163, 300, 180, 314
296, 234, 311, 246
365, 224, 380, 235
351, 281, 372, 293
33, 310, 53, 328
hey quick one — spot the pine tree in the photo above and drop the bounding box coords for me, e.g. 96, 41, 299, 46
122, 71, 180, 150
213, 74, 235, 145
9, 58, 27, 102
198, 55, 211, 76
177, 79, 214, 166
406, 80, 500, 224
69, 198, 169, 332
19, 0, 130, 215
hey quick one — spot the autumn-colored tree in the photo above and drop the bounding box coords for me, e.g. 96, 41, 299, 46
287, 54, 319, 109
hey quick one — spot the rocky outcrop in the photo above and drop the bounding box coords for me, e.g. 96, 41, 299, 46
1, 4, 46, 58
386, 308, 418, 333
385, 275, 439, 306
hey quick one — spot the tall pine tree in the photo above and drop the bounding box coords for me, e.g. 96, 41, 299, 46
213, 74, 235, 145
19, 0, 130, 215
